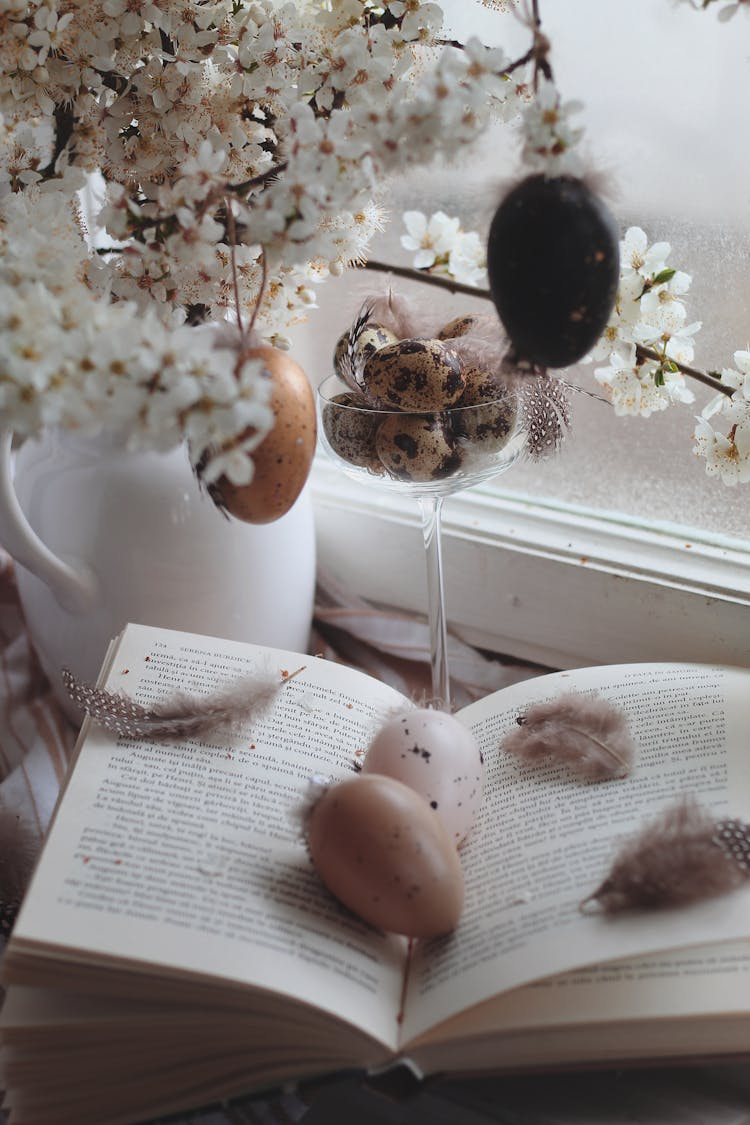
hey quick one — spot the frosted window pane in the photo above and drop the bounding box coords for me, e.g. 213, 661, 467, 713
386, 1, 750, 545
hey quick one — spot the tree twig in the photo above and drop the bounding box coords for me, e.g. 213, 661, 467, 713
225, 195, 244, 337
361, 261, 734, 399
636, 345, 732, 397
362, 258, 493, 300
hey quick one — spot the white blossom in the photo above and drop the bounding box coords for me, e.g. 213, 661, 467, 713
519, 79, 585, 177
448, 229, 487, 287
693, 415, 750, 484
400, 210, 461, 270
593, 345, 694, 418
400, 210, 487, 286
0, 1, 539, 479
693, 351, 750, 483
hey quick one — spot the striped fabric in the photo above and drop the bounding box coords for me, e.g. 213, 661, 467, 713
0, 549, 77, 865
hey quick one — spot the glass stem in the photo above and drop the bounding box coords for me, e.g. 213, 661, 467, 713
418, 495, 450, 711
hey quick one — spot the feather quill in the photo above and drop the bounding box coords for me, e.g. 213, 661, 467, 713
366, 289, 443, 342
62, 666, 304, 741
581, 795, 750, 914
502, 690, 635, 780
339, 303, 375, 394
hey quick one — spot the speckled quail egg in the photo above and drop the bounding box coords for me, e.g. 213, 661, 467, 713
362, 338, 464, 411
452, 366, 518, 455
376, 413, 462, 483
321, 391, 385, 475
362, 708, 485, 846
437, 313, 495, 341
333, 322, 399, 384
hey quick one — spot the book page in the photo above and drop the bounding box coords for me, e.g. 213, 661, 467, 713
11, 624, 409, 1050
401, 663, 750, 1044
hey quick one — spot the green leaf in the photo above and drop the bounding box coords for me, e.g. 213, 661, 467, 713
654, 369, 665, 387
651, 268, 676, 286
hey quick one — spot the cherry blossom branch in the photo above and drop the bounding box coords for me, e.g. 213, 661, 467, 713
362, 259, 735, 399
435, 19, 552, 83
635, 345, 733, 398
225, 195, 245, 337
39, 103, 74, 179
362, 258, 493, 299
230, 163, 288, 196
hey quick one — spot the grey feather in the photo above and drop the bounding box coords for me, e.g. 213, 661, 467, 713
62, 666, 302, 740
339, 303, 374, 393
581, 795, 750, 913
502, 690, 636, 780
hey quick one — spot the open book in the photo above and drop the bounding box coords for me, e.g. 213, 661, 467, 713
2, 623, 750, 1125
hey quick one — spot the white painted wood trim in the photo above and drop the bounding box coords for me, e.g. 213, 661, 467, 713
311, 458, 750, 670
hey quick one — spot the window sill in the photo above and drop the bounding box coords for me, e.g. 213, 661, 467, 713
310, 457, 750, 670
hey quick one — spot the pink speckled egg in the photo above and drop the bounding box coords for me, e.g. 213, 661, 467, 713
362, 708, 484, 846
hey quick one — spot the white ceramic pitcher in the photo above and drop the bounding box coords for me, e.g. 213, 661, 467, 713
0, 429, 316, 722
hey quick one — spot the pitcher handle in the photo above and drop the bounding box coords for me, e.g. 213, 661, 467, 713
0, 431, 99, 612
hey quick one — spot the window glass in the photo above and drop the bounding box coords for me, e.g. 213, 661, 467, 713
441, 0, 750, 546
302, 0, 750, 547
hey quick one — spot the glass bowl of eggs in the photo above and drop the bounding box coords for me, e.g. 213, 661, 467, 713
317, 313, 528, 710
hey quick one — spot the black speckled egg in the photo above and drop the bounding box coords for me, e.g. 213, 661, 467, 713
376, 414, 462, 482
487, 174, 620, 368
321, 392, 385, 474
362, 338, 464, 410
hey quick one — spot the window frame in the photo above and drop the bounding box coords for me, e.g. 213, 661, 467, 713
311, 457, 750, 670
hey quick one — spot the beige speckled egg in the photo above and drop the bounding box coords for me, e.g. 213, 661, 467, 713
362, 709, 485, 846
455, 371, 518, 456
307, 773, 464, 938
437, 313, 495, 341
334, 323, 399, 381
375, 413, 461, 483
210, 347, 316, 524
362, 338, 464, 410
321, 391, 385, 474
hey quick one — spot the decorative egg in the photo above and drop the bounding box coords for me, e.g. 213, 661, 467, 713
210, 347, 316, 524
362, 709, 485, 845
487, 174, 620, 368
437, 313, 493, 341
454, 368, 518, 453
375, 413, 461, 483
321, 391, 384, 474
307, 773, 464, 938
334, 322, 398, 382
362, 338, 464, 410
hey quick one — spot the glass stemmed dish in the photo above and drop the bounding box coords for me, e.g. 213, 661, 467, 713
317, 373, 526, 712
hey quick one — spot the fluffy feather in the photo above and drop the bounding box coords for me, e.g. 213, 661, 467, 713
502, 690, 635, 780
581, 796, 750, 914
339, 303, 375, 393
441, 317, 511, 377
63, 666, 304, 740
365, 289, 442, 341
